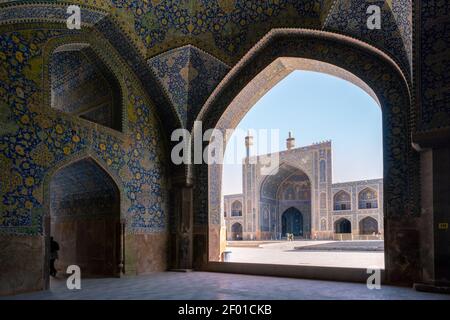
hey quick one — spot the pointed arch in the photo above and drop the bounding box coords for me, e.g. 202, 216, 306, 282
335, 218, 352, 234
334, 190, 351, 211
42, 151, 124, 289
359, 216, 379, 235
201, 28, 416, 283
230, 222, 243, 241
42, 37, 129, 136
49, 43, 123, 132
358, 187, 378, 209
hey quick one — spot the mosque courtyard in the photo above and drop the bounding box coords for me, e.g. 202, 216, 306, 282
225, 240, 384, 269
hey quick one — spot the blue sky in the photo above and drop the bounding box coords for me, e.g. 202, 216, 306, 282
222, 70, 383, 195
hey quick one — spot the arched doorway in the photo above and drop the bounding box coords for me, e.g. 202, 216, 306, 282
48, 157, 121, 279
360, 217, 379, 235
231, 223, 243, 241
259, 164, 312, 240
335, 218, 352, 234
281, 208, 303, 237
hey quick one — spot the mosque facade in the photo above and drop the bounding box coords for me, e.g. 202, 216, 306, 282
224, 133, 383, 241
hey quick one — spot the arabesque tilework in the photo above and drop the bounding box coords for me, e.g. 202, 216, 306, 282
0, 1, 416, 132
0, 25, 167, 236
324, 0, 411, 76
148, 45, 230, 128
417, 0, 450, 130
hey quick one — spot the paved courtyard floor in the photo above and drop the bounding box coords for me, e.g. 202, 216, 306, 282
2, 272, 449, 300
226, 241, 385, 269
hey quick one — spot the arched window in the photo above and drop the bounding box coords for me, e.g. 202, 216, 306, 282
358, 188, 378, 209
359, 217, 379, 235
335, 218, 351, 234
231, 200, 242, 216
50, 45, 122, 131
333, 190, 351, 211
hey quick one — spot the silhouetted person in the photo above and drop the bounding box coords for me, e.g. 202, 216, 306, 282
50, 237, 59, 277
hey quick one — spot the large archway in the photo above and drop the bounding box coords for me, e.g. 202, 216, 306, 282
230, 223, 243, 241
199, 29, 417, 283
335, 218, 352, 234
360, 217, 379, 235
281, 208, 303, 237
48, 157, 121, 280
258, 164, 312, 240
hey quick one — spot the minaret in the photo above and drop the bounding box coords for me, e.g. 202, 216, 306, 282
245, 131, 253, 158
286, 131, 295, 150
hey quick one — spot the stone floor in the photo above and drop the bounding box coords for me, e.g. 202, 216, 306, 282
2, 272, 450, 300
226, 241, 385, 268
294, 240, 384, 251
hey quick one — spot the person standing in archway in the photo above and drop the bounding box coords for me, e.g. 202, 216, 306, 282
50, 237, 60, 277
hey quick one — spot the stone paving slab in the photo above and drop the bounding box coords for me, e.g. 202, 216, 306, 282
2, 272, 450, 300
294, 241, 384, 252
227, 247, 385, 268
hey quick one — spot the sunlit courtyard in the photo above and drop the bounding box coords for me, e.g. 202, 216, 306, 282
225, 240, 384, 269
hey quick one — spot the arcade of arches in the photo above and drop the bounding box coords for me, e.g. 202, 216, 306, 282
0, 1, 449, 296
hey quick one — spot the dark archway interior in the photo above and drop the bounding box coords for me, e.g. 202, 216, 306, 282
282, 207, 303, 237
50, 158, 121, 277
50, 46, 122, 131
360, 217, 379, 235
231, 223, 243, 241
335, 218, 352, 234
